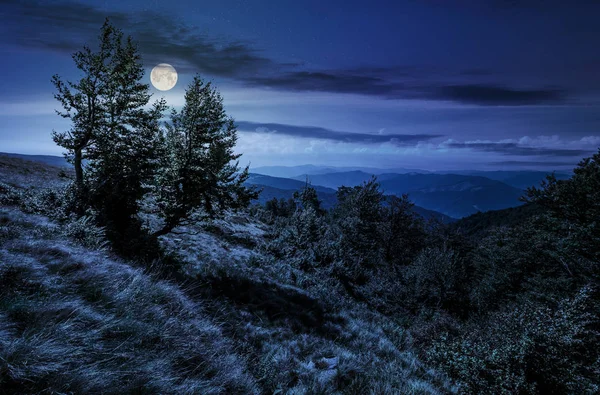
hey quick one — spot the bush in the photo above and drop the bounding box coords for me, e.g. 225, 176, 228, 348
403, 247, 470, 316
426, 285, 599, 394
62, 215, 109, 250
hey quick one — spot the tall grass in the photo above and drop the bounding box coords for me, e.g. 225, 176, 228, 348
0, 209, 258, 394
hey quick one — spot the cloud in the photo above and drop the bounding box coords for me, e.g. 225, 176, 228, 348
1, 0, 274, 78
247, 71, 567, 105
236, 121, 442, 145
444, 136, 596, 157
244, 71, 413, 98
0, 0, 572, 105
436, 85, 565, 105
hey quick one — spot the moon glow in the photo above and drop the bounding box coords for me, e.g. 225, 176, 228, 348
150, 63, 178, 91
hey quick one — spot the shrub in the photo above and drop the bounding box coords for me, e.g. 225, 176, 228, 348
403, 246, 470, 316
62, 214, 109, 250
426, 285, 599, 394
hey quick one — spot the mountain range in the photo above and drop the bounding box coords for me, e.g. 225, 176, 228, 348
246, 171, 526, 218
244, 174, 455, 223
2, 153, 567, 219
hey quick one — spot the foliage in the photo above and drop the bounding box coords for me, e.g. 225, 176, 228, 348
524, 148, 600, 263
152, 76, 258, 238
403, 246, 470, 315
426, 286, 599, 394
380, 194, 426, 265
293, 181, 325, 215
334, 177, 384, 267
52, 20, 167, 256
263, 197, 296, 221
61, 214, 109, 250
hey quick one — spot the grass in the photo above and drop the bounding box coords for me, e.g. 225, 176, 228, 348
0, 154, 455, 394
0, 209, 258, 394
0, 207, 454, 394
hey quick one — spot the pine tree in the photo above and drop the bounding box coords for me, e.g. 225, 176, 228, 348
52, 20, 166, 253
52, 20, 117, 204
152, 76, 258, 237
380, 194, 425, 265
293, 180, 324, 215
334, 176, 384, 266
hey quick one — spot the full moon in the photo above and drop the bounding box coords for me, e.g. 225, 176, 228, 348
150, 63, 177, 91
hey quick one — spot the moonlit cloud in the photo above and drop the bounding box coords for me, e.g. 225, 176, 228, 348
1, 0, 599, 170
0, 0, 589, 106
236, 121, 442, 145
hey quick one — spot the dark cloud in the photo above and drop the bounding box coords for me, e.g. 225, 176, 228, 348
246, 71, 408, 98
1, 0, 274, 77
447, 142, 591, 157
491, 0, 600, 9
248, 72, 568, 105
419, 0, 599, 12
236, 121, 442, 145
437, 85, 565, 105
0, 0, 572, 105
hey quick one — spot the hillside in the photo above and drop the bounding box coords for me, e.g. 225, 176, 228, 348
0, 154, 453, 394
451, 203, 547, 238
0, 152, 69, 168
439, 170, 572, 189
0, 154, 71, 189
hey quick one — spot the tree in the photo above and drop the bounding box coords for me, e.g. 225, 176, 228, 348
379, 194, 425, 265
85, 30, 166, 250
293, 181, 324, 215
522, 148, 600, 276
152, 76, 258, 237
335, 176, 384, 260
265, 197, 296, 218
52, 20, 166, 254
52, 20, 117, 199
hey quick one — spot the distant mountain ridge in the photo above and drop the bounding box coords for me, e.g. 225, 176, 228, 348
0, 152, 69, 168
246, 174, 337, 195
437, 170, 571, 189
2, 153, 559, 218
251, 164, 431, 178
244, 174, 455, 223
288, 171, 526, 218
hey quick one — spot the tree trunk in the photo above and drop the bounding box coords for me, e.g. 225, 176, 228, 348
74, 148, 84, 188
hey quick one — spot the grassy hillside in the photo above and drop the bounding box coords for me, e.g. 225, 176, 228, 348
0, 208, 257, 394
0, 152, 69, 168
0, 154, 453, 394
4, 152, 598, 394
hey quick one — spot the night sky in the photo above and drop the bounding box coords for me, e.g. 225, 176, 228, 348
1, 0, 599, 170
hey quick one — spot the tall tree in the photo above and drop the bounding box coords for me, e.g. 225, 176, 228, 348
153, 76, 257, 237
52, 20, 166, 253
52, 20, 117, 199
85, 28, 166, 247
